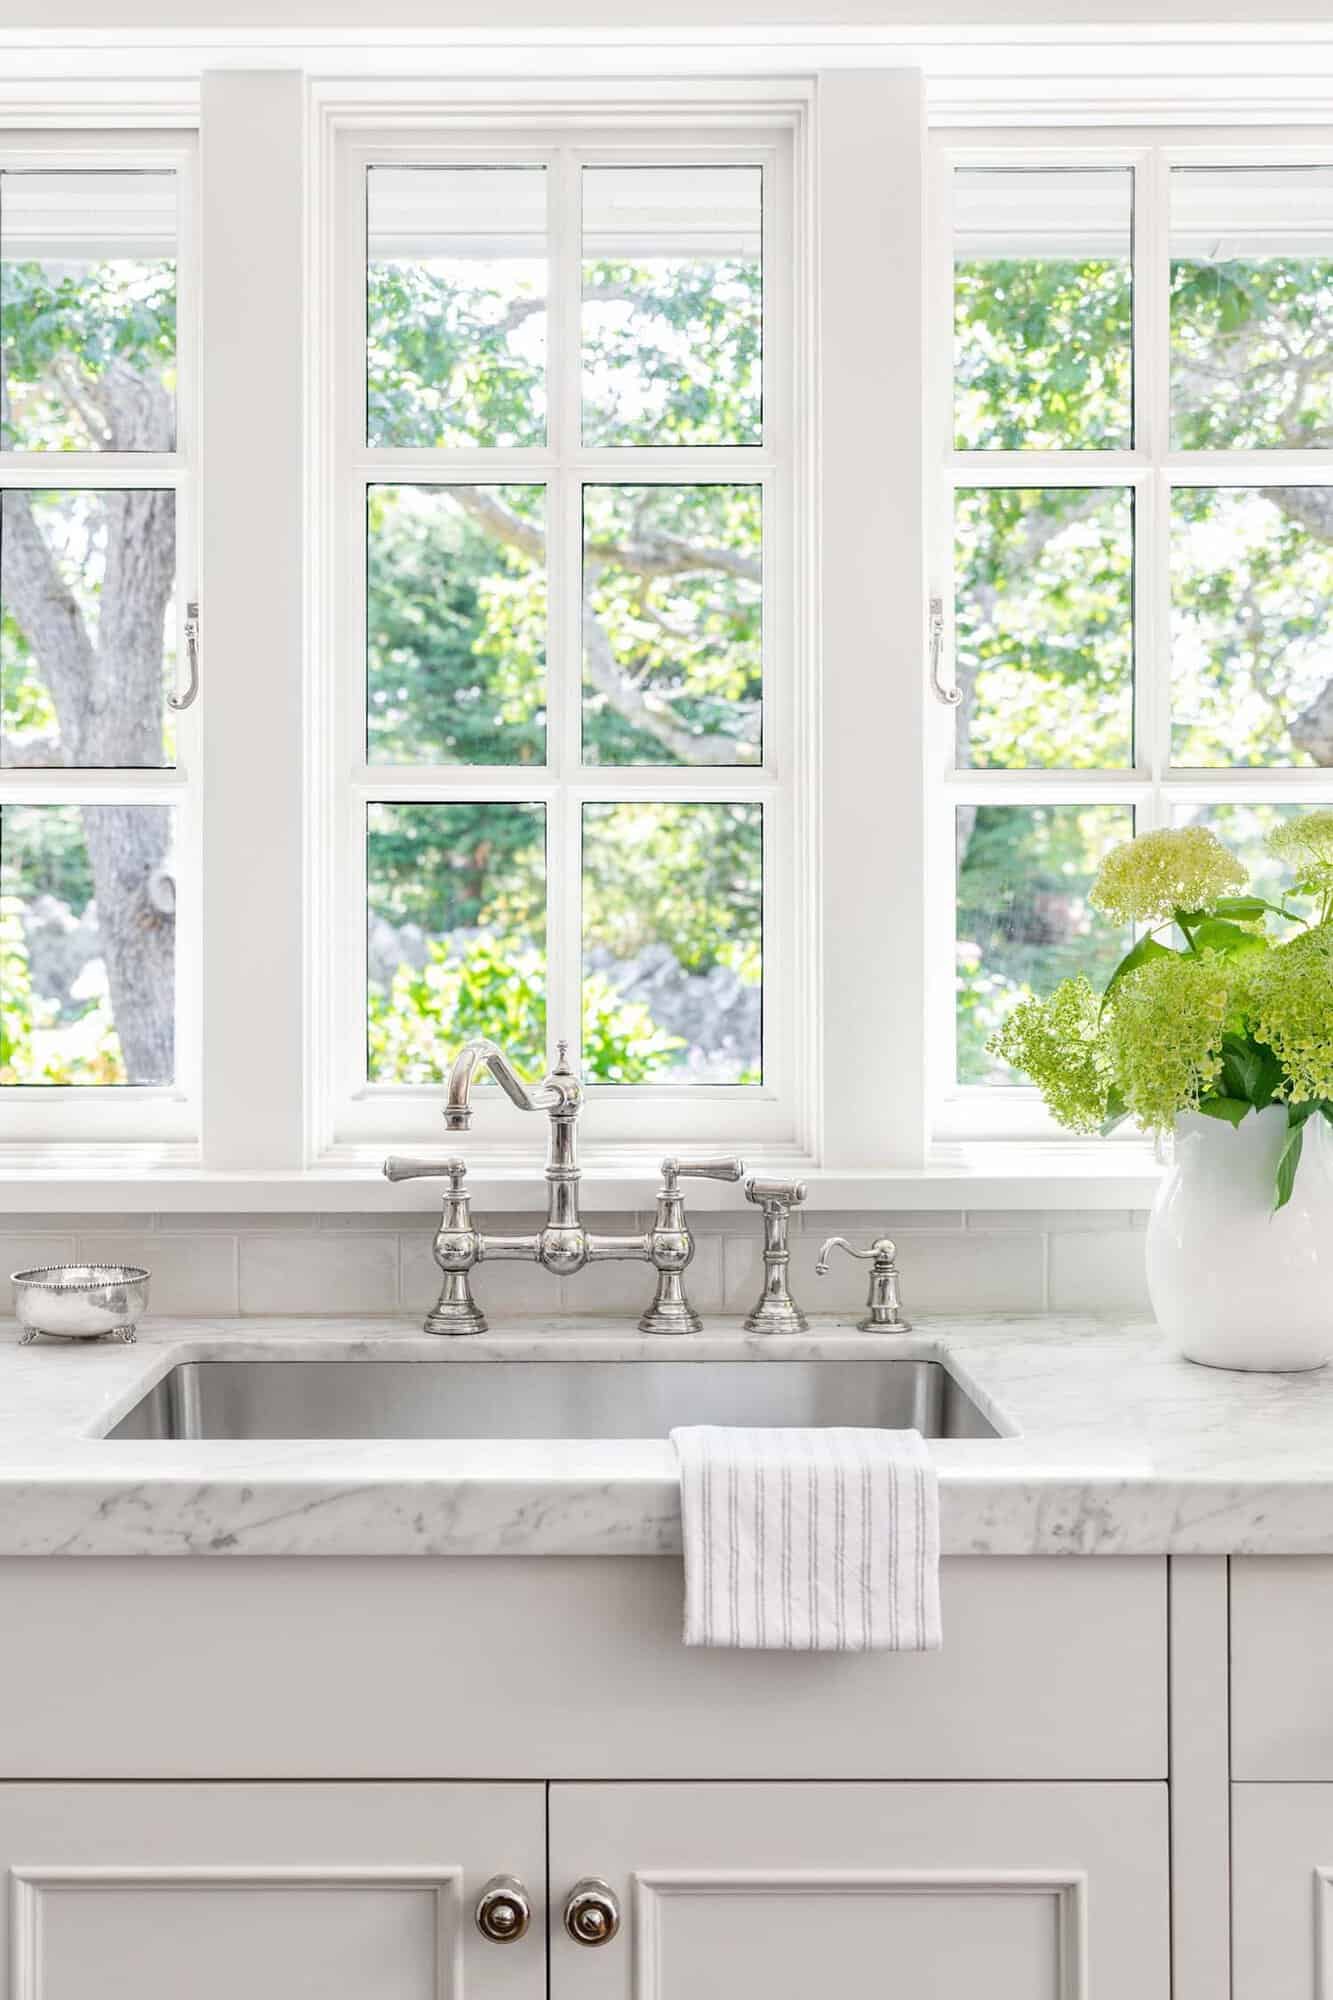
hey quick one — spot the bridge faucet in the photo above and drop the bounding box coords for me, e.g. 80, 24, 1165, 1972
384, 1037, 743, 1334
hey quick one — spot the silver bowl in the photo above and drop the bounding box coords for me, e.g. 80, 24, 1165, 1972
11, 1264, 150, 1344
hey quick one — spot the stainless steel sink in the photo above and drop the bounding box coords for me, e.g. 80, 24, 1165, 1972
105, 1357, 1000, 1442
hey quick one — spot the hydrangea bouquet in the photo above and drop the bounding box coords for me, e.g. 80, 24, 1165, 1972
991, 813, 1333, 1209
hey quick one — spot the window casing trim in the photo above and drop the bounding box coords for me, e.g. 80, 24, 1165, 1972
308, 93, 820, 1166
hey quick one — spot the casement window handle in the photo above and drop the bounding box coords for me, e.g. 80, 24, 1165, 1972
169, 600, 201, 712
929, 594, 961, 707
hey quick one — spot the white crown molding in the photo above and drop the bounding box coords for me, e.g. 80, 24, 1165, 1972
0, 29, 1330, 127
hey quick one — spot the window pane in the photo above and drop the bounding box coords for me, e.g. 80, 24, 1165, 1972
367, 485, 546, 766
953, 167, 1132, 451
366, 801, 546, 1084
1171, 487, 1333, 768
956, 803, 1132, 1086
582, 484, 761, 766
1172, 167, 1333, 450
582, 801, 761, 1082
1, 802, 176, 1085
366, 166, 547, 449
1, 170, 177, 453
581, 165, 761, 448
1172, 800, 1315, 932
1, 489, 176, 769
955, 486, 1133, 770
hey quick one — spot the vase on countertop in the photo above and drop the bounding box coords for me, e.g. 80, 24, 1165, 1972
1146, 1104, 1333, 1372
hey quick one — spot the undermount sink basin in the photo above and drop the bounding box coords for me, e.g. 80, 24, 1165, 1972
105, 1357, 1001, 1443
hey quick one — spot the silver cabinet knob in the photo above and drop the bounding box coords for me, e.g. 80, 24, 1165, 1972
563, 1877, 621, 1946
475, 1874, 531, 1942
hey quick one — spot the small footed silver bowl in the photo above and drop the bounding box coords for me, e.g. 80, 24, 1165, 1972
11, 1264, 150, 1345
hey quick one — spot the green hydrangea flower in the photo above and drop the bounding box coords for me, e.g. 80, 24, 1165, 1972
1090, 826, 1245, 926
1241, 924, 1333, 1104
1104, 951, 1231, 1132
1267, 810, 1333, 892
988, 976, 1111, 1134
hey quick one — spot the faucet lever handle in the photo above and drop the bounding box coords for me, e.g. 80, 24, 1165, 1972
660, 1156, 745, 1190
382, 1156, 469, 1188
745, 1177, 808, 1209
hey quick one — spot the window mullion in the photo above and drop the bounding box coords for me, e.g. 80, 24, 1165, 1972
817, 69, 928, 1169
198, 70, 306, 1170
547, 146, 584, 1069
1138, 147, 1172, 816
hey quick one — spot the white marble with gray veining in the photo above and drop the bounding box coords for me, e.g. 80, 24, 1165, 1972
5, 1310, 1333, 1556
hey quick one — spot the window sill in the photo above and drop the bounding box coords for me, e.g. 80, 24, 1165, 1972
0, 1142, 1164, 1214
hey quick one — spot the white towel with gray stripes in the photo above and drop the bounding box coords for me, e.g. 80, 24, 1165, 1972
672, 1426, 941, 1652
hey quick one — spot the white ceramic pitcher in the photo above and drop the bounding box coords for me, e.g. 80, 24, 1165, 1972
1146, 1105, 1333, 1371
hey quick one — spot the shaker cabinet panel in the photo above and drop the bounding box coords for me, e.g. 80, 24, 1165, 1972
549, 1781, 1169, 2000
1233, 1784, 1333, 2000
1232, 1558, 1333, 1778
0, 1783, 545, 2000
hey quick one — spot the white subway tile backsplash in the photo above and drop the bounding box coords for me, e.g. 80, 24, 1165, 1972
1049, 1230, 1153, 1314
76, 1232, 238, 1317
239, 1232, 398, 1315
966, 1208, 1137, 1234
0, 1235, 77, 1311
0, 1203, 1153, 1322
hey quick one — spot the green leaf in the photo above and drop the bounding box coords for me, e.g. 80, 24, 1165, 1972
1198, 1095, 1251, 1128
1100, 933, 1174, 1014
1210, 896, 1275, 921
1099, 1085, 1130, 1137
1219, 1033, 1286, 1110
1275, 1119, 1306, 1212
1191, 918, 1261, 956
1264, 1104, 1304, 1208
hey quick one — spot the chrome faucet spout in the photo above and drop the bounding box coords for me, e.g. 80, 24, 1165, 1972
442, 1037, 569, 1131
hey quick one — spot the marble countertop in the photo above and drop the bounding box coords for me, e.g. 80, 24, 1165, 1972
3, 1311, 1333, 1557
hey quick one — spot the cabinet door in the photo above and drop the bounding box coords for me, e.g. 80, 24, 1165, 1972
1233, 1783, 1333, 1998
550, 1781, 1167, 2000
0, 1783, 544, 2000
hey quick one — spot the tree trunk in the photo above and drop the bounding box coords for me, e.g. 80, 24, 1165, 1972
79, 805, 175, 1083
0, 355, 177, 1082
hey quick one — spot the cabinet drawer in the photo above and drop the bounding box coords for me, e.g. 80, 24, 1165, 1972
1232, 1558, 1333, 1778
0, 1554, 1166, 1780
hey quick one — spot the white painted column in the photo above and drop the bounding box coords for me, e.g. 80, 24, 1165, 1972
199, 71, 305, 1169
816, 70, 928, 1168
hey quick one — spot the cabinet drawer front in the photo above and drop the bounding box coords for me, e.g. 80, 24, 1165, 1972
1233, 1784, 1333, 2000
550, 1781, 1169, 2000
1233, 1558, 1333, 1778
0, 1783, 545, 2000
0, 1555, 1166, 1780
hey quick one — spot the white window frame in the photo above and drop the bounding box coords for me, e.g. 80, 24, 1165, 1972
929, 125, 1333, 1145
0, 124, 199, 1155
0, 70, 941, 1203
310, 92, 819, 1169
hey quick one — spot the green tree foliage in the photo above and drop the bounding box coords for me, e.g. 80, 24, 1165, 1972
362, 242, 765, 1084
954, 238, 1333, 1082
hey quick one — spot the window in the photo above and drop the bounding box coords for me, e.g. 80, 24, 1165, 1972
0, 135, 196, 1147
320, 121, 801, 1156
933, 140, 1333, 1140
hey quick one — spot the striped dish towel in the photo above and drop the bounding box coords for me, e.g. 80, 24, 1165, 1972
671, 1427, 941, 1652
